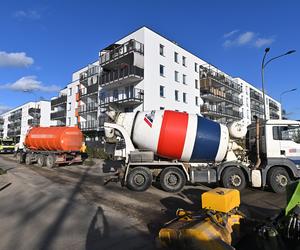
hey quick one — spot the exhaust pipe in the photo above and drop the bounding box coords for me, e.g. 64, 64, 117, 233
253, 116, 261, 170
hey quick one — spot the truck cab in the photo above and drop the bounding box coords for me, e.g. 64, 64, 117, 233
248, 119, 300, 193
0, 138, 15, 153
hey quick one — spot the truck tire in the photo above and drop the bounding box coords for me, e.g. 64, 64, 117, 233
221, 167, 246, 190
37, 155, 46, 167
46, 155, 56, 168
160, 167, 186, 193
25, 154, 32, 166
16, 152, 25, 164
127, 167, 153, 192
267, 167, 291, 194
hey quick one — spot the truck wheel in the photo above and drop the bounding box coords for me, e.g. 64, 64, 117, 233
25, 154, 32, 166
221, 167, 246, 190
127, 167, 153, 192
160, 167, 186, 193
46, 155, 56, 168
16, 152, 25, 164
37, 155, 46, 167
267, 167, 290, 194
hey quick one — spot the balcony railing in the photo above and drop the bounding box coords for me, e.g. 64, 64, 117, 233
201, 105, 243, 119
100, 65, 144, 87
201, 88, 243, 106
79, 83, 98, 97
79, 120, 99, 131
78, 102, 98, 113
0, 118, 4, 125
100, 39, 144, 65
100, 88, 144, 107
51, 95, 67, 106
200, 66, 242, 93
51, 110, 66, 120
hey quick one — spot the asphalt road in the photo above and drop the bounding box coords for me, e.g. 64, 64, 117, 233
0, 155, 287, 250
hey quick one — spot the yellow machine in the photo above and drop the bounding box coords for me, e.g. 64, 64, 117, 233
159, 188, 242, 250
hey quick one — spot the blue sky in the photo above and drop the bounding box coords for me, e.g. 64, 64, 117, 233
0, 0, 299, 118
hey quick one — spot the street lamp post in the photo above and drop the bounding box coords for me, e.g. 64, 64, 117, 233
280, 88, 297, 118
261, 48, 296, 120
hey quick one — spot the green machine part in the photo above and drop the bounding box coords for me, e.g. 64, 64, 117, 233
285, 181, 300, 216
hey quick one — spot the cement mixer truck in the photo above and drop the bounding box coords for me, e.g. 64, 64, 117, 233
104, 109, 300, 193
16, 127, 84, 168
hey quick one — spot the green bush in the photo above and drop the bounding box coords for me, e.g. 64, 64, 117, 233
86, 147, 110, 160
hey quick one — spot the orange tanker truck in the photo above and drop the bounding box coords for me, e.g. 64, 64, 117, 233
16, 127, 84, 168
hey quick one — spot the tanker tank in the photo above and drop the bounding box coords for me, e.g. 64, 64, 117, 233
24, 127, 83, 151
115, 110, 229, 162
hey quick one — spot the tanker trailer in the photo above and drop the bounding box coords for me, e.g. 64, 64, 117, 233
104, 109, 253, 192
16, 127, 84, 168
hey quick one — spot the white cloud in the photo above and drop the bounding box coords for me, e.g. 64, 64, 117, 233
0, 105, 11, 115
0, 76, 61, 93
0, 51, 34, 68
254, 37, 275, 48
13, 10, 41, 20
237, 32, 255, 45
223, 31, 275, 48
223, 30, 239, 38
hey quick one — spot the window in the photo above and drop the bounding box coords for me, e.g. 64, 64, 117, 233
174, 52, 178, 63
175, 90, 179, 101
183, 93, 187, 103
159, 44, 164, 56
69, 88, 72, 96
68, 117, 71, 126
195, 79, 199, 89
182, 74, 186, 84
160, 107, 165, 110
195, 96, 199, 106
273, 125, 300, 143
160, 85, 165, 97
175, 71, 179, 82
182, 56, 186, 66
68, 102, 71, 111
160, 64, 165, 76
195, 62, 198, 72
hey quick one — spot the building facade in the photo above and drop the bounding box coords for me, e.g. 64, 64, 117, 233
0, 101, 51, 143
50, 26, 282, 144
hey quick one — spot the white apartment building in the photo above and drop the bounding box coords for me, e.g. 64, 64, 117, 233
0, 101, 51, 143
50, 26, 282, 145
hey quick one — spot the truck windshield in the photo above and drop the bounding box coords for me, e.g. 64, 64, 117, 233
278, 125, 300, 143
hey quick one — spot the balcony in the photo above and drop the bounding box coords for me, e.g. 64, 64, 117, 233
51, 95, 67, 107
100, 88, 144, 107
250, 90, 263, 103
201, 87, 243, 106
0, 118, 4, 125
28, 108, 41, 118
79, 66, 99, 82
269, 101, 279, 111
51, 110, 66, 120
201, 105, 243, 120
28, 118, 40, 126
79, 83, 98, 97
251, 103, 264, 114
200, 66, 242, 93
100, 65, 144, 89
78, 102, 98, 114
100, 39, 144, 69
79, 120, 99, 131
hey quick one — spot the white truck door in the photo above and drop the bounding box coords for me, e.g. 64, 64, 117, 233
280, 125, 300, 164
